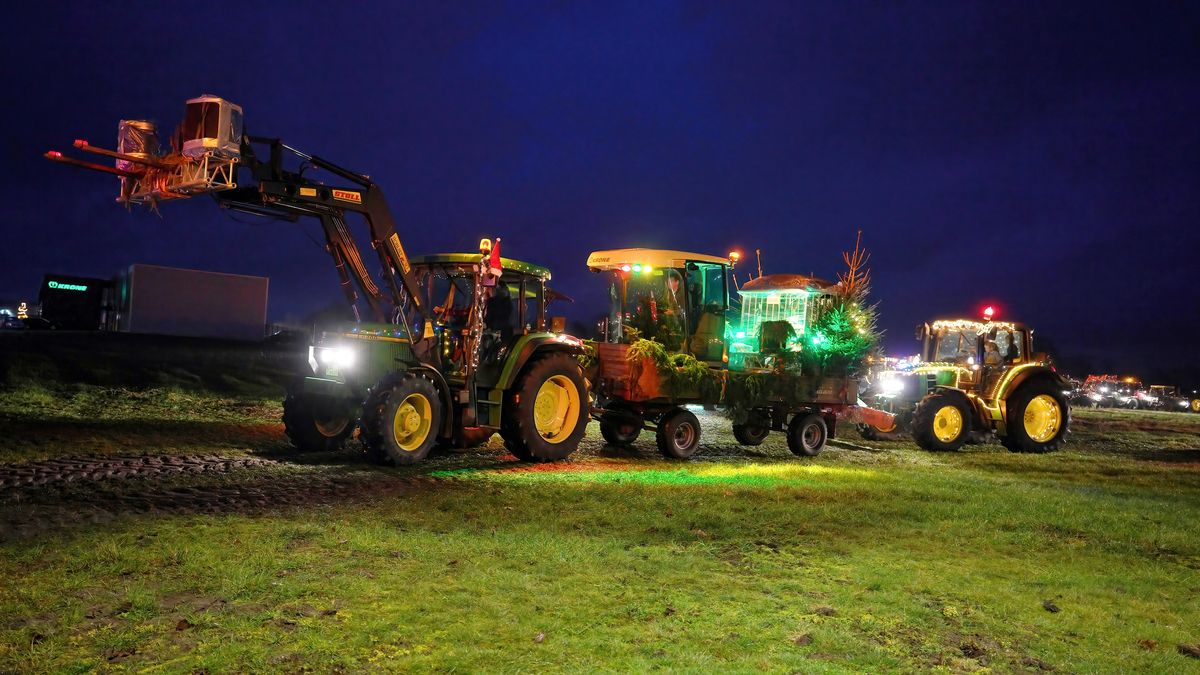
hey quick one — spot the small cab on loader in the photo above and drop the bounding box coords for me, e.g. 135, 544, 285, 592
860, 309, 1070, 453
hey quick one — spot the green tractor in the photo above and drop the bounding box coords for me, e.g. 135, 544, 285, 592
859, 311, 1070, 453
285, 253, 589, 464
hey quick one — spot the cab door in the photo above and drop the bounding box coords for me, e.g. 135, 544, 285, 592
684, 262, 729, 362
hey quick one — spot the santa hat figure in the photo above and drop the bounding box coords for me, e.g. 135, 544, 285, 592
488, 237, 503, 278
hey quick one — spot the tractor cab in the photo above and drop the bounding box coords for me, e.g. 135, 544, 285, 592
918, 317, 1036, 390
411, 253, 564, 382
587, 248, 732, 362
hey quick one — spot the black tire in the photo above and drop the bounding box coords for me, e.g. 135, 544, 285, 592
1001, 381, 1069, 454
656, 408, 701, 459
505, 352, 589, 461
912, 391, 972, 452
362, 373, 442, 465
786, 413, 827, 457
732, 418, 770, 446
600, 410, 643, 445
282, 382, 353, 452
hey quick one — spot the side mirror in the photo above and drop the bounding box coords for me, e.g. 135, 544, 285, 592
551, 316, 567, 333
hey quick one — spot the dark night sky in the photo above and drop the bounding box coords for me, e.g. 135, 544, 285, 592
3, 2, 1198, 383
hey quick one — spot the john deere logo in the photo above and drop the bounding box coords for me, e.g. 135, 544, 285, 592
48, 281, 88, 292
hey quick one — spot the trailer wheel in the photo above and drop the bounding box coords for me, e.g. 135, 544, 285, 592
732, 417, 770, 446
787, 413, 827, 457
656, 408, 701, 459
362, 373, 442, 465
912, 391, 972, 452
1001, 381, 1069, 454
282, 382, 353, 453
600, 410, 642, 445
506, 352, 589, 461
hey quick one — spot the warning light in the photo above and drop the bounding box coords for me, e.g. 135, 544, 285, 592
729, 250, 741, 263
983, 306, 995, 320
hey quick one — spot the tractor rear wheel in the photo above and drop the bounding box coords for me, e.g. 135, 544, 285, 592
600, 410, 643, 445
506, 352, 589, 461
787, 413, 827, 456
1001, 382, 1069, 453
282, 381, 353, 452
362, 373, 442, 465
656, 407, 701, 459
912, 392, 972, 452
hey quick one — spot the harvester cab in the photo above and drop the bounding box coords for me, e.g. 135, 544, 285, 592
587, 248, 733, 363
862, 308, 1070, 453
47, 95, 591, 466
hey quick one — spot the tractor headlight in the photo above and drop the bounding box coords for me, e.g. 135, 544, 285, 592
881, 377, 905, 394
316, 345, 357, 368
1089, 393, 1101, 401
1180, 400, 1190, 408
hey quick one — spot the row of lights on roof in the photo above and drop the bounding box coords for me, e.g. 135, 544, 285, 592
619, 264, 655, 274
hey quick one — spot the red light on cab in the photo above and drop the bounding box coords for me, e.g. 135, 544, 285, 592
983, 305, 996, 320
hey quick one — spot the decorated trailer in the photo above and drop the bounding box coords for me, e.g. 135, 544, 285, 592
585, 248, 892, 459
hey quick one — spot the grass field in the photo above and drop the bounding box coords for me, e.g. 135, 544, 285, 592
2, 334, 1199, 672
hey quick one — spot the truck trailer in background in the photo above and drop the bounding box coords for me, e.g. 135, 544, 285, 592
113, 264, 268, 341
39, 274, 111, 330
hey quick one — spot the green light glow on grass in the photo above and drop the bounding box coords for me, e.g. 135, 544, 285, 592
429, 463, 876, 487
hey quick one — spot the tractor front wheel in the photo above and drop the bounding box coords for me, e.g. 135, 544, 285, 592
282, 383, 354, 453
506, 352, 589, 461
1001, 382, 1069, 453
362, 373, 442, 465
912, 392, 972, 452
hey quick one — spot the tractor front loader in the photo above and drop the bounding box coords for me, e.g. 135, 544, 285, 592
48, 95, 589, 464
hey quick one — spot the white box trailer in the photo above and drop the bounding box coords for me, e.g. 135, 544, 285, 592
115, 264, 268, 341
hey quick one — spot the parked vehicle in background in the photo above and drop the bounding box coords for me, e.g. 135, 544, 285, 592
21, 317, 59, 330
1081, 375, 1144, 409
1148, 385, 1196, 413
1, 316, 26, 330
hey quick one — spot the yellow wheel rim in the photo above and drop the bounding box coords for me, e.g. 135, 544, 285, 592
533, 375, 581, 444
392, 393, 432, 452
932, 406, 964, 443
1192, 399, 1200, 413
1023, 394, 1062, 443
